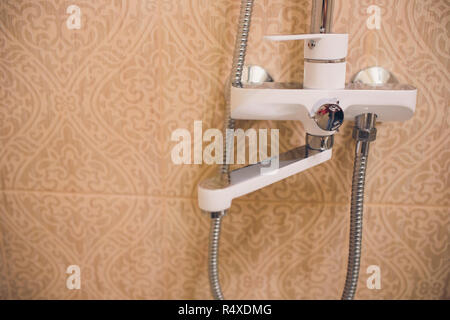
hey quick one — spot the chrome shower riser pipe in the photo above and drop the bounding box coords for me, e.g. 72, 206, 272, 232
310, 0, 334, 33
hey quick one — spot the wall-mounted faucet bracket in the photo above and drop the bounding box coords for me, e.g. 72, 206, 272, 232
231, 32, 417, 136
231, 82, 417, 136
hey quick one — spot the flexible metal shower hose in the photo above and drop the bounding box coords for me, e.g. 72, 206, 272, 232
208, 213, 224, 300
341, 152, 367, 300
221, 0, 254, 176
342, 113, 376, 300
209, 0, 255, 300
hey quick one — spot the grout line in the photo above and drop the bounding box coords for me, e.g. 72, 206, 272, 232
0, 189, 448, 209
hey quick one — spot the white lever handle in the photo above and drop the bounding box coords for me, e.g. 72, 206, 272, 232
264, 33, 348, 61
264, 33, 326, 42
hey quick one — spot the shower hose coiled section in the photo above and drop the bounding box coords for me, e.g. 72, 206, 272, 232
342, 113, 377, 300
341, 153, 368, 300
208, 212, 224, 300
208, 0, 255, 301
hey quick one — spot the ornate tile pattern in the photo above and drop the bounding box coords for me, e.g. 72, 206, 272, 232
0, 0, 448, 299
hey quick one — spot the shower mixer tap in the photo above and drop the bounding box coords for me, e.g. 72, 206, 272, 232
199, 0, 415, 213
199, 0, 417, 300
199, 75, 416, 212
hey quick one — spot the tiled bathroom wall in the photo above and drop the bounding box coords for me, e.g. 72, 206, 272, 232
0, 0, 448, 299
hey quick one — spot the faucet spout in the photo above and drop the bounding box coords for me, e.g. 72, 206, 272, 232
198, 143, 332, 212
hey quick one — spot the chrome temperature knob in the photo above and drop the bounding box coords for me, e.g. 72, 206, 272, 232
313, 103, 344, 131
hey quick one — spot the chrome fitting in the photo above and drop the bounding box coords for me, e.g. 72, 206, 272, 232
352, 113, 377, 156
310, 0, 334, 34
306, 133, 334, 151
352, 127, 377, 142
210, 211, 226, 219
313, 103, 344, 132
352, 114, 377, 142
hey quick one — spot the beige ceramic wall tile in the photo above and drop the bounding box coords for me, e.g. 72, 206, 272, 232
165, 197, 349, 299
358, 205, 449, 299
0, 0, 164, 196
164, 197, 211, 299
165, 198, 449, 300
0, 191, 166, 299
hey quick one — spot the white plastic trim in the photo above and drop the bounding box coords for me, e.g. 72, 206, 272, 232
304, 61, 346, 89
265, 33, 349, 60
198, 149, 332, 212
230, 84, 417, 136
